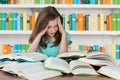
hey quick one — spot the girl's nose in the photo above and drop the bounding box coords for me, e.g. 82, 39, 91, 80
51, 28, 56, 32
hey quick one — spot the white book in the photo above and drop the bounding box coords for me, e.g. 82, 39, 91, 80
0, 52, 48, 62
44, 57, 99, 76
97, 65, 120, 80
1, 62, 62, 80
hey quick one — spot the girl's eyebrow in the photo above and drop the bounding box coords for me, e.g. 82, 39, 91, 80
48, 24, 58, 27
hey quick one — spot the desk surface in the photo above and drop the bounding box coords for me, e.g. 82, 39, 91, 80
0, 71, 114, 80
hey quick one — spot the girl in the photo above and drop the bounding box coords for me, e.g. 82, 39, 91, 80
28, 6, 72, 57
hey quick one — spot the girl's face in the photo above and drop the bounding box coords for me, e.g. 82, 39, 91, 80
46, 18, 58, 37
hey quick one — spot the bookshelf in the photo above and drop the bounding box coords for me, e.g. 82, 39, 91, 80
0, 4, 120, 56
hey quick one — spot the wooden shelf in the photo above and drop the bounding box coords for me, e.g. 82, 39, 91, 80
1, 31, 120, 35
0, 4, 120, 9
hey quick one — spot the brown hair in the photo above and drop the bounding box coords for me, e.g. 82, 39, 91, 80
29, 6, 63, 48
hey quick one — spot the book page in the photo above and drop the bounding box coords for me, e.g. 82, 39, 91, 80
78, 58, 114, 66
69, 60, 99, 75
14, 52, 48, 61
0, 52, 48, 62
1, 62, 62, 80
44, 57, 70, 73
0, 54, 13, 60
57, 51, 86, 58
86, 54, 115, 64
97, 66, 120, 80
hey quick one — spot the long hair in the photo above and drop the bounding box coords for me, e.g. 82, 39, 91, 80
29, 6, 63, 48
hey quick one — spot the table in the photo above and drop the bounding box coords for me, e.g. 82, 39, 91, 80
0, 70, 114, 80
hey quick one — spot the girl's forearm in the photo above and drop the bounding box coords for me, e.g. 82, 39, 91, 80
27, 34, 42, 53
59, 33, 68, 54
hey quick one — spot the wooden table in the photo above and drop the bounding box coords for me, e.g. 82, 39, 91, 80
0, 71, 114, 80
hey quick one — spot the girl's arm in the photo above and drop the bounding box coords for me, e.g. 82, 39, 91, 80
57, 17, 68, 54
27, 25, 48, 53
27, 33, 42, 53
59, 33, 68, 54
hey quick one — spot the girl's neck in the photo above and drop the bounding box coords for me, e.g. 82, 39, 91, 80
47, 36, 55, 42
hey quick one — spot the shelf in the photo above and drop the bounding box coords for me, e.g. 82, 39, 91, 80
1, 31, 120, 35
0, 30, 32, 34
0, 4, 120, 9
67, 31, 120, 35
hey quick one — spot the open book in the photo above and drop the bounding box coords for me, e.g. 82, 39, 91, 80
0, 52, 48, 63
57, 51, 117, 66
97, 65, 120, 80
44, 57, 99, 76
57, 51, 86, 61
0, 61, 62, 80
77, 51, 116, 66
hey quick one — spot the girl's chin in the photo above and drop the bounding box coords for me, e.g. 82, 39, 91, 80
49, 34, 55, 37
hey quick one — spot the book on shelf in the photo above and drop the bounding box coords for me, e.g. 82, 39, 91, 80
0, 52, 48, 63
97, 65, 120, 80
0, 62, 62, 80
44, 57, 99, 76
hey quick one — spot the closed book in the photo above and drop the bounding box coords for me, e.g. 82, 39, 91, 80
2, 12, 7, 30
0, 13, 2, 30
13, 12, 18, 30
44, 0, 50, 4
23, 12, 28, 30
77, 13, 84, 31
34, 0, 40, 4
71, 13, 76, 31
112, 13, 117, 31
65, 0, 72, 4
8, 13, 13, 30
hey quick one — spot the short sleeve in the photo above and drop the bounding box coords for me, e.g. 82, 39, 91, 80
66, 32, 72, 45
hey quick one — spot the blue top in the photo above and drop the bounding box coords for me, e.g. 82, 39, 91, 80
37, 32, 72, 57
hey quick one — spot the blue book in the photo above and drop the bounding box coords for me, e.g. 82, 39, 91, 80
13, 12, 18, 30
20, 14, 23, 30
90, 0, 95, 4
17, 44, 22, 53
94, 45, 100, 50
116, 44, 120, 59
13, 44, 18, 53
2, 12, 7, 30
17, 14, 20, 30
73, 0, 80, 4
0, 13, 2, 30
71, 13, 76, 31
79, 45, 83, 51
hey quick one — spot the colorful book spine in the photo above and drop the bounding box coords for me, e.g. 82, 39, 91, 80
0, 13, 2, 30
71, 13, 76, 30
17, 14, 21, 30
112, 13, 117, 31
23, 12, 28, 30
13, 12, 18, 30
116, 44, 120, 59
35, 0, 40, 4
8, 13, 13, 30
2, 12, 7, 30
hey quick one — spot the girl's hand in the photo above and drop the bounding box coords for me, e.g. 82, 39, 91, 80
57, 16, 66, 35
38, 25, 48, 37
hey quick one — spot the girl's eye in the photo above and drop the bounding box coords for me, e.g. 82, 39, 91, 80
48, 26, 51, 29
55, 25, 58, 27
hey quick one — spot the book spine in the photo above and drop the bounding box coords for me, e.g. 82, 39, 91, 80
2, 12, 7, 30
0, 13, 2, 30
